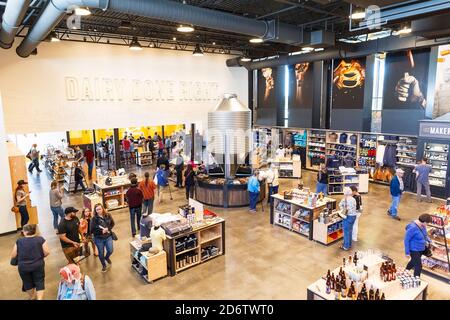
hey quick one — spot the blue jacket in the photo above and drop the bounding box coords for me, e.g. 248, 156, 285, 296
247, 176, 260, 193
404, 222, 430, 255
390, 176, 403, 196
156, 169, 168, 186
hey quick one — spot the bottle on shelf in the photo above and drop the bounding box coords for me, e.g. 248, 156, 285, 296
326, 269, 331, 280
330, 274, 335, 291
375, 289, 380, 300
343, 258, 346, 267
341, 280, 347, 299
392, 263, 397, 280
381, 293, 386, 300
361, 284, 368, 300
348, 255, 352, 266
326, 277, 331, 295
369, 286, 374, 300
335, 282, 341, 300
353, 252, 358, 266
380, 262, 385, 280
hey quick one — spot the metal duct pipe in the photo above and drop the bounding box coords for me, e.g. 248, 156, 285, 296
17, 0, 307, 57
0, 0, 32, 49
16, 0, 109, 58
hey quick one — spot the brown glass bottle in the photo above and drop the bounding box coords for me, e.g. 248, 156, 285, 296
375, 289, 380, 300
353, 251, 358, 266
330, 274, 335, 290
368, 286, 374, 300
392, 263, 397, 280
326, 277, 331, 294
381, 293, 386, 300
380, 262, 385, 280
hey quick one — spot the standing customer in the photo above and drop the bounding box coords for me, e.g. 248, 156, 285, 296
122, 137, 131, 165
79, 208, 98, 257
339, 187, 358, 251
350, 186, 363, 242
316, 164, 328, 195
49, 181, 65, 230
57, 264, 96, 300
75, 146, 84, 165
91, 204, 115, 272
15, 180, 30, 228
138, 172, 156, 216
414, 158, 432, 203
73, 162, 86, 192
247, 171, 260, 213
266, 163, 279, 204
175, 151, 184, 188
157, 138, 164, 158
10, 224, 50, 300
84, 146, 95, 180
404, 214, 432, 277
57, 207, 81, 264
156, 151, 170, 171
156, 164, 171, 203
388, 168, 404, 221
27, 144, 41, 173
184, 164, 197, 200
125, 177, 143, 237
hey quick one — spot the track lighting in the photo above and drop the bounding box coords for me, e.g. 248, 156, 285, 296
129, 37, 143, 51
193, 44, 204, 56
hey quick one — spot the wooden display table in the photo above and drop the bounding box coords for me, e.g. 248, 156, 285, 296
130, 239, 168, 283
163, 218, 225, 276
83, 192, 103, 211
268, 157, 301, 178
93, 176, 133, 211
270, 194, 336, 240
313, 216, 344, 246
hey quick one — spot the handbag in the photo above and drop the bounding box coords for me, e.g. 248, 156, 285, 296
415, 223, 432, 257
11, 206, 19, 214
111, 231, 118, 241
10, 256, 18, 266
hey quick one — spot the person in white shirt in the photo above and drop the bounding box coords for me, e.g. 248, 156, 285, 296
266, 163, 279, 205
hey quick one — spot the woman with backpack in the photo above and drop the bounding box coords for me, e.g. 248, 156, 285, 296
90, 204, 115, 273
57, 264, 96, 300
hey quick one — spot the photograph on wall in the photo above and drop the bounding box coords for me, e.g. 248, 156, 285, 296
257, 67, 278, 108
383, 48, 430, 110
288, 62, 314, 109
432, 45, 450, 119
332, 57, 366, 109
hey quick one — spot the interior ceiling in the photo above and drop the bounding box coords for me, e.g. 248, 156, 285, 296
0, 0, 447, 58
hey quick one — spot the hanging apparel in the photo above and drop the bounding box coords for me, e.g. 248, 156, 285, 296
376, 145, 386, 164
293, 130, 307, 147
326, 155, 342, 169
328, 132, 338, 142
349, 134, 358, 145
383, 145, 398, 168
339, 133, 348, 144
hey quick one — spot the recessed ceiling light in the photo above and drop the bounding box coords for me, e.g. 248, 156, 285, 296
173, 37, 177, 41
129, 37, 143, 51
240, 56, 251, 62
315, 48, 324, 52
193, 44, 204, 56
74, 7, 91, 16
249, 38, 263, 43
302, 47, 314, 52
212, 42, 216, 45
350, 11, 365, 20
177, 25, 194, 32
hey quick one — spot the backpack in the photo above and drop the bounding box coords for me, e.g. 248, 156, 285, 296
156, 170, 168, 186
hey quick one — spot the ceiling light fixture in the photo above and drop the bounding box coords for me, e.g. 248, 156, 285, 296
394, 26, 412, 36
49, 31, 60, 42
74, 7, 91, 16
315, 48, 324, 52
177, 25, 194, 33
350, 11, 366, 20
302, 47, 314, 52
193, 44, 204, 56
240, 55, 251, 62
212, 42, 216, 45
173, 37, 177, 41
249, 38, 263, 43
129, 37, 143, 51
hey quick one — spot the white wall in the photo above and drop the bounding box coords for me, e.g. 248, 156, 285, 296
8, 131, 67, 155
0, 40, 248, 134
0, 92, 16, 234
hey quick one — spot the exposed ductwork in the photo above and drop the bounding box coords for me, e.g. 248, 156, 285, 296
16, 0, 109, 57
0, 0, 32, 49
16, 0, 312, 58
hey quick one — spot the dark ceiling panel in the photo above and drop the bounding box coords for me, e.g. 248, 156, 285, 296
344, 0, 411, 7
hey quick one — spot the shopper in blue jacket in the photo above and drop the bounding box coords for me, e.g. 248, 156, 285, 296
404, 214, 432, 277
247, 171, 260, 213
387, 168, 404, 221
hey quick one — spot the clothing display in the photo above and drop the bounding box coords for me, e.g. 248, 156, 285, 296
376, 145, 386, 165
328, 132, 338, 142
339, 133, 348, 144
382, 145, 398, 168
349, 134, 358, 145
326, 155, 342, 169
293, 130, 307, 147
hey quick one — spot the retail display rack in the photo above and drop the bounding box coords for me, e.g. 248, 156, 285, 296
130, 239, 168, 283
306, 130, 326, 171
163, 219, 225, 276
93, 177, 131, 211
64, 162, 88, 192
137, 151, 152, 166
270, 194, 336, 241
422, 209, 450, 283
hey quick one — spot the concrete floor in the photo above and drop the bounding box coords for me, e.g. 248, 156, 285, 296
0, 165, 449, 300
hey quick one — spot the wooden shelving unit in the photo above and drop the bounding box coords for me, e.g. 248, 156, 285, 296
313, 218, 343, 245
64, 163, 88, 193
130, 239, 168, 283
163, 219, 225, 276
137, 150, 152, 166
306, 130, 326, 171
93, 180, 131, 211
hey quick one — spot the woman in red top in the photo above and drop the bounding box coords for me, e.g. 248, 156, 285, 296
157, 138, 164, 158
138, 172, 156, 215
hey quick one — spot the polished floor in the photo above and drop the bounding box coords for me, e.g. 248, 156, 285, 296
0, 165, 449, 300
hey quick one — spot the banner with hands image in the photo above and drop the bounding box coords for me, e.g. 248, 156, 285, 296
383, 49, 430, 110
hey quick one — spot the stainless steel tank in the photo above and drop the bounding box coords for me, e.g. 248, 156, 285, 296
207, 93, 251, 178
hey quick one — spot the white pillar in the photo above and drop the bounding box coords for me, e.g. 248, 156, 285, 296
0, 92, 16, 234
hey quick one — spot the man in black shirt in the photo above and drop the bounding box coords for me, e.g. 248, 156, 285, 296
156, 151, 170, 171
57, 207, 81, 264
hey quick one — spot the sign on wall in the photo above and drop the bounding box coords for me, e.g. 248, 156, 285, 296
332, 57, 366, 109
432, 45, 450, 119
288, 63, 314, 109
419, 121, 450, 139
